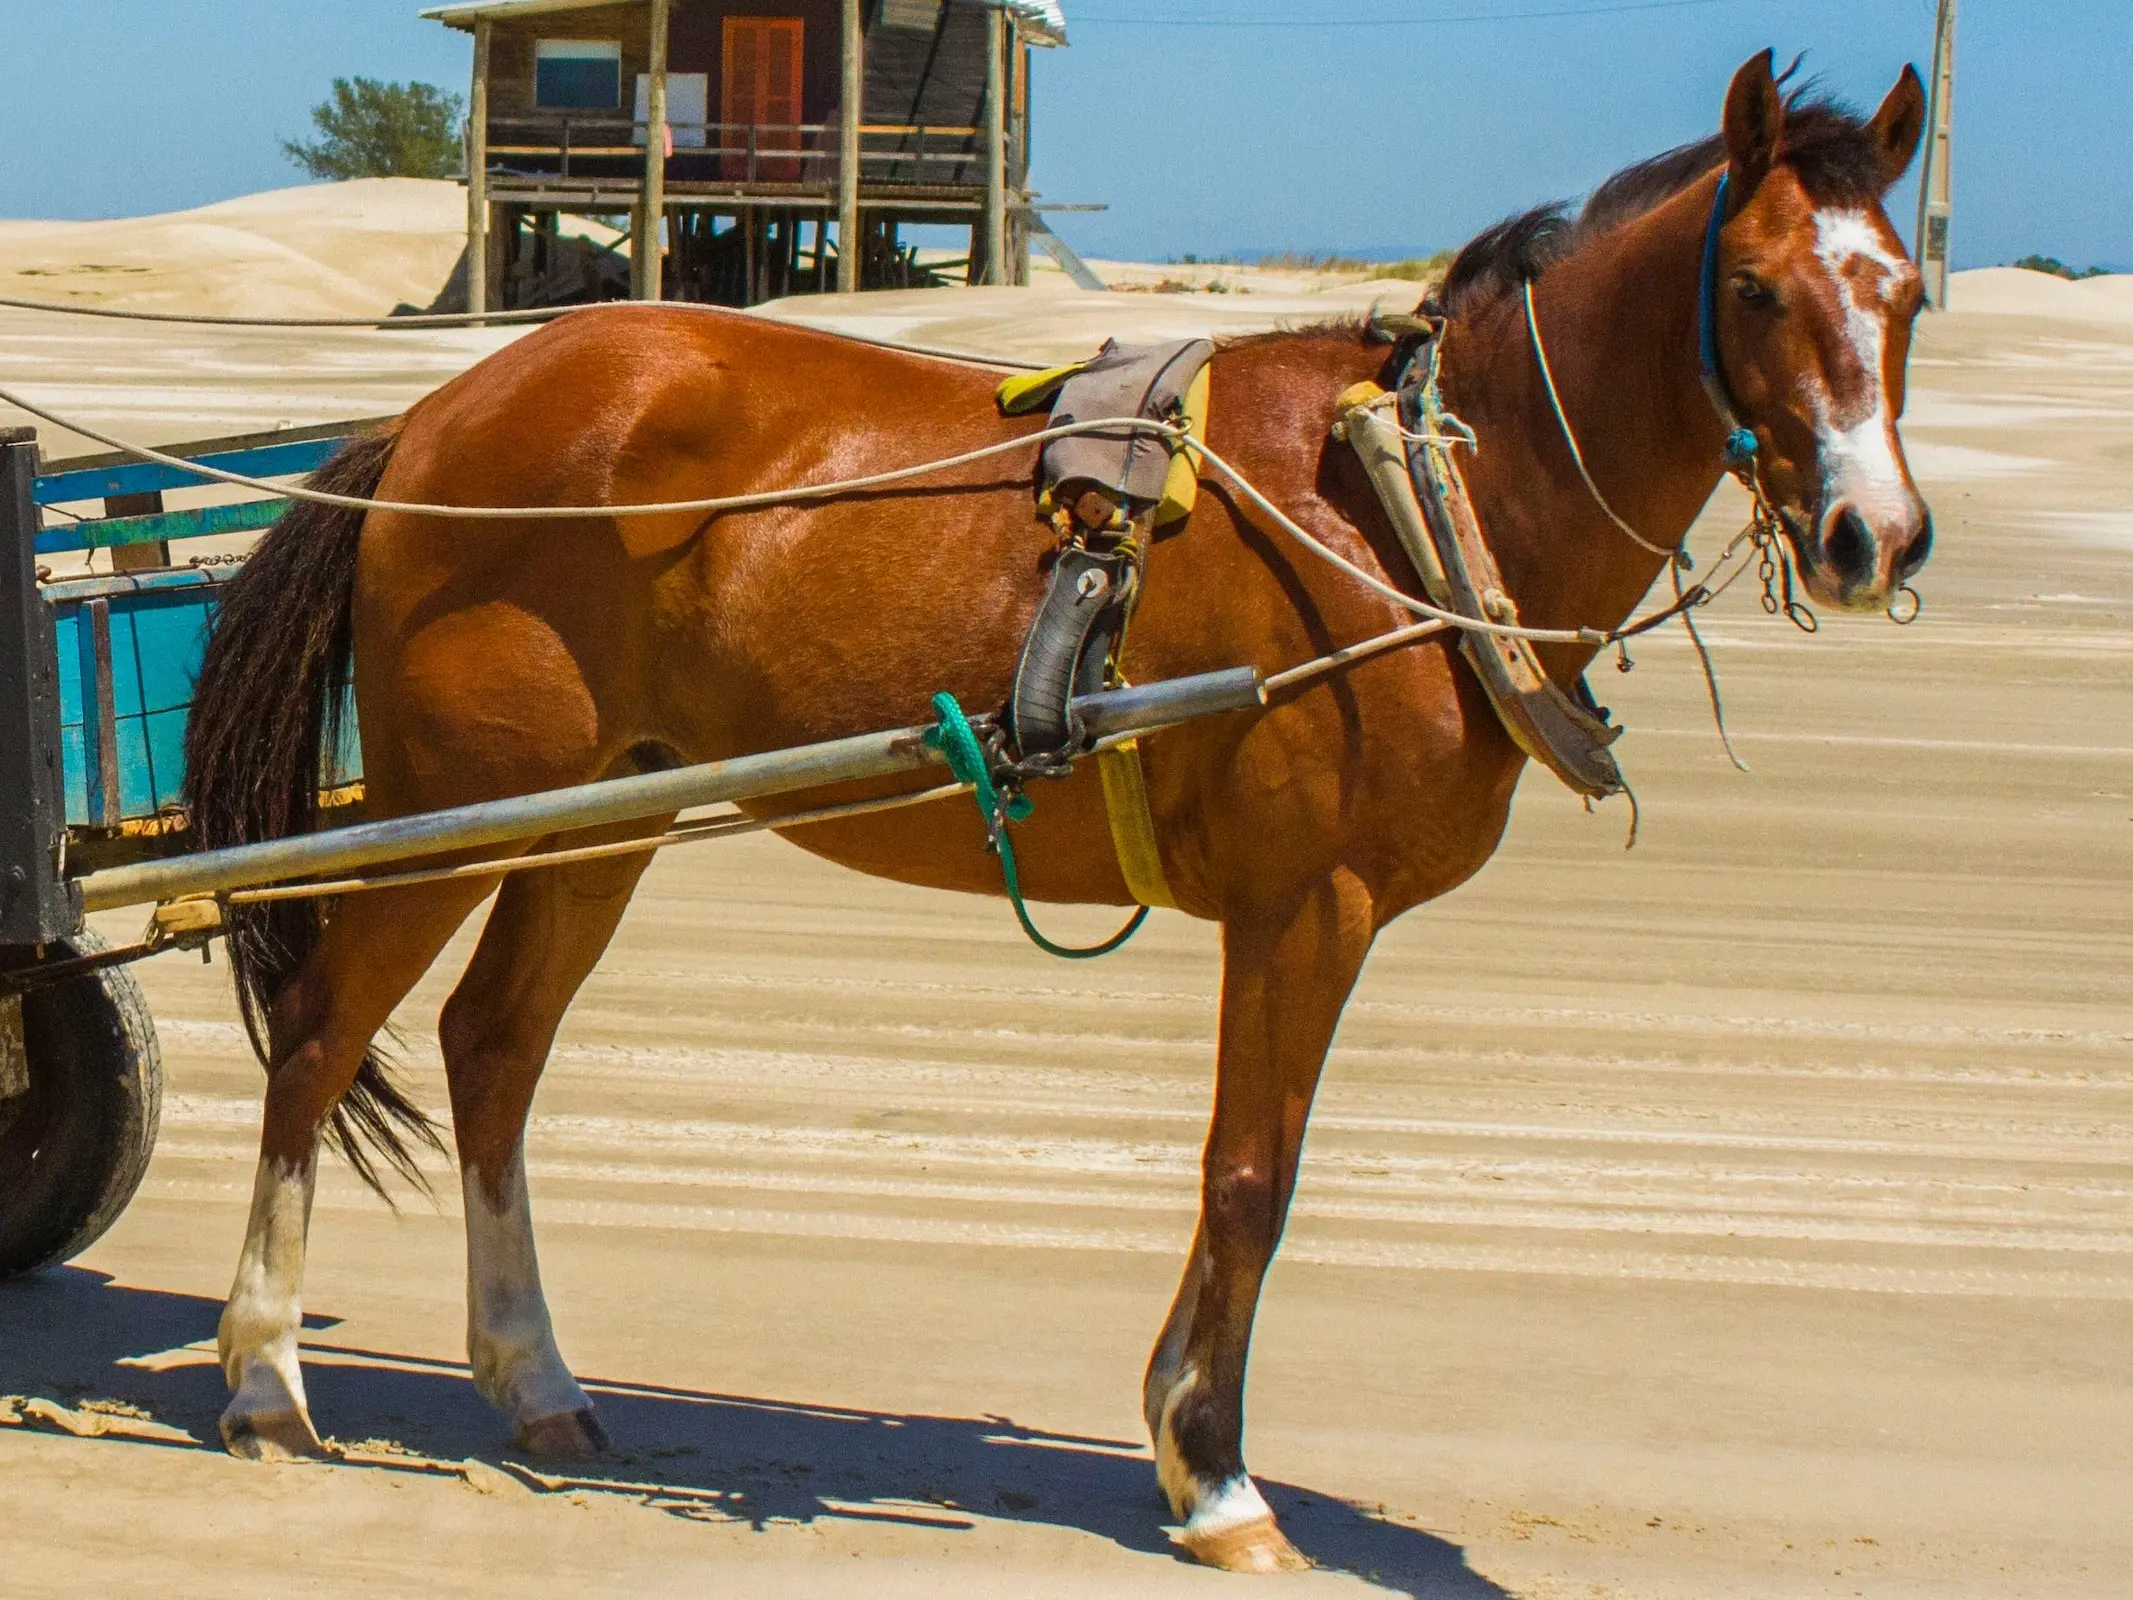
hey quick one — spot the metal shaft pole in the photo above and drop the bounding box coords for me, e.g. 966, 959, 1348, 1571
1914, 0, 1956, 311
74, 670, 1265, 914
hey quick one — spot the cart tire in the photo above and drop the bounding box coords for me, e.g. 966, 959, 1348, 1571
0, 930, 163, 1278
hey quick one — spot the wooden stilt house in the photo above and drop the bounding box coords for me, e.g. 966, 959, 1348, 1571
423, 0, 1067, 309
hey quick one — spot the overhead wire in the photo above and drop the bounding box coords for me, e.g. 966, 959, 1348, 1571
1072, 0, 1739, 27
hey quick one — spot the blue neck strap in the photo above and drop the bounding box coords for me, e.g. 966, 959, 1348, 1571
1698, 171, 1760, 477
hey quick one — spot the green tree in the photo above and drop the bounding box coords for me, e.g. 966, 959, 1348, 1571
282, 78, 465, 181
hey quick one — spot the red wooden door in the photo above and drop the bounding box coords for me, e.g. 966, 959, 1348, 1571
721, 17, 804, 180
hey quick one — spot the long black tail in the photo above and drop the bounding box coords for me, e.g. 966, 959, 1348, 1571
184, 426, 442, 1196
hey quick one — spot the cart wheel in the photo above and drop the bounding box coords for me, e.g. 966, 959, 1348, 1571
0, 929, 163, 1279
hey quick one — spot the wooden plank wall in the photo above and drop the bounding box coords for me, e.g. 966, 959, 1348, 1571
481, 0, 993, 142
487, 4, 653, 121
866, 1, 989, 132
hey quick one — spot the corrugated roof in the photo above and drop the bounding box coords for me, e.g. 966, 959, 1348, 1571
1010, 2, 1067, 44
424, 0, 634, 26
423, 0, 1065, 46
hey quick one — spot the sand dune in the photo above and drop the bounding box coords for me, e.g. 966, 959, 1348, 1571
1939, 265, 2133, 323
0, 179, 470, 319
10, 178, 2113, 330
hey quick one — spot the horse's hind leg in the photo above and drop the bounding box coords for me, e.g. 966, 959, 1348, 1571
1143, 871, 1376, 1572
438, 837, 661, 1457
220, 877, 496, 1461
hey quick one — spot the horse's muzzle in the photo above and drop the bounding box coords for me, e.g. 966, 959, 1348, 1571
1798, 495, 1934, 612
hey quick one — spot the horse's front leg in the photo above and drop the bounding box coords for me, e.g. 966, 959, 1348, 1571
1145, 868, 1376, 1572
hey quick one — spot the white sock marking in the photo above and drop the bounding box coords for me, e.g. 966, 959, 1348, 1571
1188, 1473, 1276, 1537
464, 1153, 593, 1427
219, 1156, 316, 1422
1153, 1365, 1274, 1535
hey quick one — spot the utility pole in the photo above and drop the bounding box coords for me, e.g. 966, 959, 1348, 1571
1915, 0, 1956, 310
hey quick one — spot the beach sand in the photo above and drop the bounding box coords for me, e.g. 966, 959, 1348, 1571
2, 181, 2128, 1599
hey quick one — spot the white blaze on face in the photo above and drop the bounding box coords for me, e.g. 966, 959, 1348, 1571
1806, 209, 1918, 524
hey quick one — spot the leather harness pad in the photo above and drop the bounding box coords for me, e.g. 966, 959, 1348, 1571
1000, 338, 1217, 764
1405, 407, 1626, 799
991, 340, 1220, 910
1337, 344, 1626, 801
1033, 338, 1213, 514
1009, 542, 1137, 761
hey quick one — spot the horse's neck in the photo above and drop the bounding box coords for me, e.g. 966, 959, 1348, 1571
1445, 184, 1730, 652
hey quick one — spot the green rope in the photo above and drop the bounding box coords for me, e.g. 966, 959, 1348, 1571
925, 692, 1150, 960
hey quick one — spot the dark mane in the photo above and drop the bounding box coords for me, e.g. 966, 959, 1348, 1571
1435, 88, 1897, 316
1216, 314, 1380, 351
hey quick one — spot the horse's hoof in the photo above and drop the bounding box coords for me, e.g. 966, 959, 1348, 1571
220, 1406, 334, 1463
514, 1405, 609, 1459
1180, 1513, 1312, 1575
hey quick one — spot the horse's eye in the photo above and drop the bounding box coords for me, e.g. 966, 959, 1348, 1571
1734, 273, 1777, 310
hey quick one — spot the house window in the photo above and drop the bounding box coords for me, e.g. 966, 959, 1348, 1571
535, 40, 622, 110
635, 73, 710, 149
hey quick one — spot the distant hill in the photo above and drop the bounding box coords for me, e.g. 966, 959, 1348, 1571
0, 180, 469, 319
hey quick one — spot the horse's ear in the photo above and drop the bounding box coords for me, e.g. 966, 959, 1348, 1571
1867, 64, 1928, 185
1721, 49, 1784, 208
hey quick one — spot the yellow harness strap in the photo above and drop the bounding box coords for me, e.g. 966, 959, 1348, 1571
1152, 362, 1212, 528
996, 362, 1087, 415
1097, 736, 1175, 909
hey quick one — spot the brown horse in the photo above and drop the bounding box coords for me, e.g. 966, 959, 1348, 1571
184, 52, 1929, 1572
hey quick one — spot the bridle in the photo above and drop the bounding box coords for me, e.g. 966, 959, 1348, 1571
1696, 171, 1764, 485
1524, 169, 1767, 556
1521, 167, 1895, 636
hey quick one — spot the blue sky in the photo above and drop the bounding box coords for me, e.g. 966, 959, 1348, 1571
2, 1, 2125, 270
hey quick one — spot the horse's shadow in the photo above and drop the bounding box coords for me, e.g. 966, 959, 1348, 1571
1, 1268, 1508, 1598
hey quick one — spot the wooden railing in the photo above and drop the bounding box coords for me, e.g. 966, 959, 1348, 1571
485, 118, 989, 187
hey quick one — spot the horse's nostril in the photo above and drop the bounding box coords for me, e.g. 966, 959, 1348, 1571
1898, 511, 1934, 578
1824, 506, 1876, 586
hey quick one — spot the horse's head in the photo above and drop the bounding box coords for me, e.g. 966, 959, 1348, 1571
1708, 51, 1932, 612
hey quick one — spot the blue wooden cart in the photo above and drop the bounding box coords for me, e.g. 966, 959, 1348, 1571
0, 418, 375, 1275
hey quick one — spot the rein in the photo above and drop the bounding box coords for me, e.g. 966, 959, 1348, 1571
1522, 169, 1764, 561
1506, 169, 1832, 773
1521, 281, 1677, 559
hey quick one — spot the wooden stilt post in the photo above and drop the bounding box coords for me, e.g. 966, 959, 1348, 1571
982, 3, 1007, 287
743, 206, 758, 305
1914, 0, 1957, 311
1009, 37, 1031, 285
639, 0, 671, 301
838, 0, 864, 293
466, 21, 491, 316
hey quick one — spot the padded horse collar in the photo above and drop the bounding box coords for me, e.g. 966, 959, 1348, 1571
1337, 331, 1628, 801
